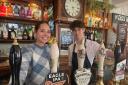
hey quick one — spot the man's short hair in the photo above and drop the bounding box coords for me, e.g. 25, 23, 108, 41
69, 20, 85, 31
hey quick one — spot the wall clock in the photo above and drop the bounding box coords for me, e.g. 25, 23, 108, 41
54, 0, 85, 22
64, 0, 81, 17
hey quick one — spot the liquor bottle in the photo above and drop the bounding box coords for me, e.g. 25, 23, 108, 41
0, 2, 6, 16
19, 5, 25, 17
6, 3, 13, 16
8, 25, 12, 39
26, 5, 32, 18
104, 12, 108, 28
13, 4, 20, 16
17, 25, 23, 40
10, 26, 16, 39
0, 23, 3, 39
114, 40, 121, 71
33, 6, 42, 20
9, 37, 22, 85
87, 16, 92, 27
99, 12, 104, 28
32, 25, 35, 40
27, 25, 33, 40
43, 7, 48, 21
22, 27, 29, 40
3, 23, 8, 39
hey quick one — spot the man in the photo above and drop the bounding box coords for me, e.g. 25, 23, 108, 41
68, 20, 106, 85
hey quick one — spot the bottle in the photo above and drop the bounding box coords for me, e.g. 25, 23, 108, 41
27, 25, 33, 40
22, 27, 29, 40
13, 4, 20, 16
26, 5, 32, 18
19, 5, 25, 17
8, 24, 12, 39
6, 2, 13, 16
9, 37, 22, 85
10, 26, 16, 39
33, 6, 42, 20
3, 23, 8, 39
0, 23, 3, 39
87, 16, 92, 27
104, 13, 108, 28
17, 25, 23, 40
114, 40, 121, 71
0, 2, 6, 16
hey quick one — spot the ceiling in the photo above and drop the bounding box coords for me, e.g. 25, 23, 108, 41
111, 0, 128, 15
112, 0, 128, 5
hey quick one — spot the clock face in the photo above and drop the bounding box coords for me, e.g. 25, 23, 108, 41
64, 0, 81, 17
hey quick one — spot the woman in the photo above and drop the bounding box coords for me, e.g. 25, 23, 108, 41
19, 21, 51, 85
68, 20, 102, 85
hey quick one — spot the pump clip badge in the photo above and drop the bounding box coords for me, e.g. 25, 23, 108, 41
45, 72, 69, 85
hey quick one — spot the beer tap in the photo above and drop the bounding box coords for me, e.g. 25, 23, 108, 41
48, 37, 59, 73
9, 37, 22, 85
96, 40, 106, 85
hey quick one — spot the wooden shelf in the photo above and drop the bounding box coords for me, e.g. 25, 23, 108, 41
0, 39, 35, 44
86, 26, 109, 30
0, 16, 41, 24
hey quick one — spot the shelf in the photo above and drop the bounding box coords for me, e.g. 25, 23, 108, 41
0, 39, 35, 44
86, 26, 109, 30
0, 16, 41, 24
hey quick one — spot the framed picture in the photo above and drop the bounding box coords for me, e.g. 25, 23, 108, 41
60, 27, 73, 49
58, 24, 73, 55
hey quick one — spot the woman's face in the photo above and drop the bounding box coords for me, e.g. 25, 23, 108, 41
35, 23, 51, 46
73, 28, 85, 42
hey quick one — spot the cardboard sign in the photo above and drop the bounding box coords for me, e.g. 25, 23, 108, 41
45, 72, 69, 85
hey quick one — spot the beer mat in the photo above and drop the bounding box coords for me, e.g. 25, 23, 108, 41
45, 72, 69, 85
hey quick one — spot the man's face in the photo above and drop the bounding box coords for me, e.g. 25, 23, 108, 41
72, 28, 85, 41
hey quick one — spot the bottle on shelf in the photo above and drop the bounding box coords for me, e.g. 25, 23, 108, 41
6, 2, 13, 16
13, 4, 20, 16
103, 12, 108, 28
7, 24, 12, 39
19, 5, 25, 17
87, 16, 92, 27
3, 23, 8, 39
27, 25, 33, 40
10, 26, 16, 39
0, 2, 6, 16
22, 26, 29, 40
17, 24, 23, 40
33, 6, 42, 20
26, 4, 32, 18
0, 23, 3, 39
114, 40, 121, 71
